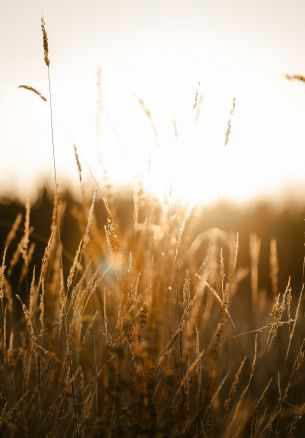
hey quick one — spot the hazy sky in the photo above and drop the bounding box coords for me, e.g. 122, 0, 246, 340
1, 0, 305, 202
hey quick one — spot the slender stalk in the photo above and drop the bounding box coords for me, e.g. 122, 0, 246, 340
41, 18, 64, 292
42, 17, 79, 437
47, 66, 64, 287
65, 321, 80, 437
47, 66, 57, 190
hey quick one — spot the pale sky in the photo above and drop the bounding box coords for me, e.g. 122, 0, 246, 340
1, 0, 305, 203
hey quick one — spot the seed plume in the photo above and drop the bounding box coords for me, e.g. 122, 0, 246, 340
41, 17, 50, 66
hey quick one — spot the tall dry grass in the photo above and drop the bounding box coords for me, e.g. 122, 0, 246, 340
1, 17, 305, 438
1, 189, 305, 437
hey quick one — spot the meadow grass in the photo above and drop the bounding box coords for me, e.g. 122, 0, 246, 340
1, 17, 305, 438
0, 187, 305, 437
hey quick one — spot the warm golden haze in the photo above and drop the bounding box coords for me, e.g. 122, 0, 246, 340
0, 180, 304, 436
1, 0, 305, 202
0, 4, 305, 436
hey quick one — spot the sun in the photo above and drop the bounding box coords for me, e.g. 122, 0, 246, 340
95, 73, 249, 206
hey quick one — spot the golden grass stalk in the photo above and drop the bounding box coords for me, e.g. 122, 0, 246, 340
20, 199, 31, 262
287, 284, 293, 336
174, 218, 186, 260
5, 213, 22, 249
67, 240, 83, 292
209, 370, 231, 409
234, 319, 295, 338
249, 233, 261, 306
267, 277, 290, 347
182, 276, 207, 358
204, 280, 235, 329
270, 238, 279, 295
29, 266, 36, 318
193, 81, 201, 109
2, 304, 7, 365
286, 284, 304, 359
41, 17, 50, 66
193, 81, 203, 122
104, 213, 120, 253
250, 377, 273, 437
182, 370, 230, 435
96, 66, 103, 167
18, 85, 47, 102
282, 336, 305, 404
39, 279, 46, 332
73, 144, 86, 207
73, 144, 82, 183
233, 232, 239, 271
286, 74, 305, 83
0, 247, 7, 301
37, 231, 55, 333
40, 16, 65, 300
227, 335, 257, 433
40, 231, 54, 282
7, 203, 31, 278
195, 94, 203, 121
224, 96, 236, 146
224, 355, 247, 413
136, 95, 159, 145
64, 325, 80, 438
20, 242, 35, 282
81, 311, 98, 346
67, 192, 96, 292
16, 294, 38, 352
287, 402, 305, 438
172, 349, 205, 404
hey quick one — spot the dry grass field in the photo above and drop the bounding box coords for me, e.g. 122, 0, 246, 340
0, 186, 305, 437
1, 17, 305, 438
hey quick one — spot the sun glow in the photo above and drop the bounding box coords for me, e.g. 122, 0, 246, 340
79, 65, 280, 205
2, 1, 305, 203
7, 58, 305, 205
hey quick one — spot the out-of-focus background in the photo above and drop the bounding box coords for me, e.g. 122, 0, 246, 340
1, 0, 305, 203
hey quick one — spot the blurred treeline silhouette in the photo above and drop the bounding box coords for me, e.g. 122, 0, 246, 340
0, 187, 303, 297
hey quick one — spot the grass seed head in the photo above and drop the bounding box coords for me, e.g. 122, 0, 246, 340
41, 17, 50, 67
18, 85, 47, 102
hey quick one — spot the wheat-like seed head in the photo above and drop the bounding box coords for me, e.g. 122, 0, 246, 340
41, 17, 50, 67
18, 85, 47, 102
73, 144, 82, 182
286, 74, 305, 83
16, 294, 38, 352
224, 356, 247, 413
5, 213, 22, 249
